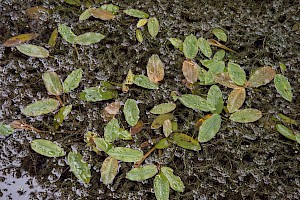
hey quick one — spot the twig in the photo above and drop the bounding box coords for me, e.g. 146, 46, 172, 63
134, 146, 157, 168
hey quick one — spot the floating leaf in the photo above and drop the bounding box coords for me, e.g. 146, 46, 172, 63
213, 72, 241, 89
126, 164, 158, 181
79, 8, 92, 21
276, 124, 296, 141
107, 147, 143, 162
58, 24, 77, 44
279, 63, 287, 74
16, 44, 49, 58
229, 109, 262, 123
163, 119, 173, 138
247, 66, 276, 88
123, 9, 149, 18
54, 105, 72, 130
0, 123, 14, 136
63, 68, 83, 93
48, 28, 58, 47
94, 137, 113, 153
154, 173, 170, 200
198, 37, 212, 58
104, 118, 120, 143
183, 34, 198, 59
155, 138, 170, 149
3, 33, 39, 47
101, 4, 119, 15
182, 60, 199, 84
75, 32, 105, 45
42, 71, 63, 96
124, 70, 134, 85
161, 167, 185, 192
151, 113, 174, 129
173, 133, 201, 151
148, 17, 159, 38
212, 28, 227, 42
274, 74, 293, 102
136, 29, 143, 43
168, 38, 183, 51
130, 120, 144, 135
133, 75, 159, 89
80, 82, 118, 102
31, 139, 65, 157
150, 103, 176, 115
21, 99, 60, 116
68, 151, 91, 184
90, 8, 115, 20
227, 88, 246, 113
147, 54, 165, 83
124, 99, 140, 126
101, 156, 119, 185
198, 114, 221, 142
179, 94, 215, 112
228, 62, 246, 86
213, 50, 225, 61
137, 19, 148, 28
207, 85, 223, 114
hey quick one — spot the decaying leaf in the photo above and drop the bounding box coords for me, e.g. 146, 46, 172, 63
213, 72, 241, 89
151, 113, 174, 129
101, 156, 119, 185
227, 88, 246, 113
26, 6, 49, 20
90, 8, 115, 20
182, 60, 199, 84
3, 33, 39, 47
147, 54, 165, 83
247, 66, 276, 88
172, 133, 201, 151
124, 70, 134, 85
163, 119, 173, 137
208, 39, 237, 53
130, 120, 144, 135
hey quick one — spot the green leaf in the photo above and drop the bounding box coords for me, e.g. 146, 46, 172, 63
104, 118, 119, 143
198, 37, 212, 58
147, 54, 165, 83
155, 138, 170, 149
80, 82, 118, 102
148, 17, 159, 38
42, 71, 63, 96
94, 137, 113, 153
101, 4, 119, 15
21, 99, 60, 116
229, 109, 262, 123
154, 173, 170, 200
16, 44, 49, 58
54, 105, 72, 130
277, 113, 298, 125
151, 113, 174, 129
183, 34, 198, 59
227, 88, 246, 113
212, 28, 227, 42
150, 103, 176, 115
213, 50, 225, 61
123, 9, 149, 18
228, 62, 246, 86
58, 24, 77, 44
274, 74, 293, 102
124, 99, 140, 126
161, 167, 185, 192
136, 29, 143, 43
173, 133, 201, 151
67, 151, 91, 184
107, 147, 143, 162
179, 94, 215, 112
279, 63, 287, 74
133, 75, 159, 89
126, 164, 158, 181
276, 124, 296, 141
101, 156, 119, 185
168, 38, 183, 51
247, 66, 276, 88
207, 85, 224, 114
200, 60, 225, 84
31, 139, 65, 157
79, 8, 92, 21
198, 114, 221, 142
74, 32, 105, 45
63, 68, 83, 93
213, 72, 241, 89
0, 123, 14, 136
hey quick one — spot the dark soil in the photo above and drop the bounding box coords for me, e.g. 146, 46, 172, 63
0, 0, 300, 199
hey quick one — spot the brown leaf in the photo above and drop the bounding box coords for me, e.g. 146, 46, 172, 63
213, 72, 241, 89
182, 60, 199, 84
227, 88, 246, 113
3, 33, 39, 47
130, 120, 144, 135
26, 6, 49, 20
208, 39, 237, 53
247, 66, 276, 88
147, 54, 165, 83
101, 101, 121, 121
90, 8, 115, 20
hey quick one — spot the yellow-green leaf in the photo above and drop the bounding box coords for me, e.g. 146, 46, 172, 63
173, 133, 201, 151
124, 70, 134, 85
228, 62, 246, 86
150, 103, 176, 115
136, 29, 143, 43
212, 28, 227, 42
274, 74, 293, 102
198, 114, 221, 143
151, 113, 174, 129
54, 105, 72, 130
229, 109, 262, 123
133, 75, 159, 89
147, 54, 165, 83
168, 38, 183, 51
42, 71, 63, 95
58, 24, 77, 44
183, 34, 198, 59
0, 123, 14, 136
148, 17, 159, 38
276, 124, 296, 141
247, 66, 276, 88
179, 94, 215, 112
21, 99, 60, 116
126, 164, 158, 181
207, 85, 224, 114
137, 19, 148, 28
63, 68, 83, 93
3, 33, 39, 47
101, 156, 119, 185
227, 88, 246, 113
198, 37, 212, 58
154, 173, 170, 200
107, 147, 143, 162
31, 139, 65, 157
16, 44, 49, 58
48, 29, 58, 47
67, 151, 91, 184
155, 138, 170, 149
79, 8, 92, 21
124, 99, 140, 126
123, 9, 149, 18
161, 167, 184, 192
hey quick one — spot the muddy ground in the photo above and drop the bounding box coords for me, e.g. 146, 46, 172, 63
0, 0, 300, 199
